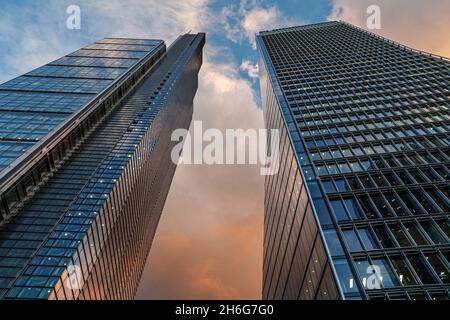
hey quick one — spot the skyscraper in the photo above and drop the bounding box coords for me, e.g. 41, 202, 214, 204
257, 21, 450, 300
0, 33, 205, 299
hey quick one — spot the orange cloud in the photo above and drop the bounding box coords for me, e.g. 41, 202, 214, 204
135, 57, 265, 300
328, 0, 450, 57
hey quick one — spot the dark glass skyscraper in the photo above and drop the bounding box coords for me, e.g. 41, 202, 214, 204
257, 21, 450, 300
0, 33, 204, 299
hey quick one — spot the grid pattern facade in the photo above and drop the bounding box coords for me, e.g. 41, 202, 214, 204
0, 34, 204, 299
0, 38, 161, 174
257, 21, 450, 300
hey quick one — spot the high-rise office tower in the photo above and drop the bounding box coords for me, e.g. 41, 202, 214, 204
257, 21, 450, 300
0, 33, 205, 299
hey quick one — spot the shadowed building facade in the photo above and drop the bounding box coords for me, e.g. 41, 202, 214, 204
0, 33, 204, 299
257, 21, 450, 300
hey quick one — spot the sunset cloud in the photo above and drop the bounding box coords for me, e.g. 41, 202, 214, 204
328, 0, 450, 57
1, 0, 448, 301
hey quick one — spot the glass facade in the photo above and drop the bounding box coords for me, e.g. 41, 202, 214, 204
257, 21, 450, 300
0, 34, 205, 299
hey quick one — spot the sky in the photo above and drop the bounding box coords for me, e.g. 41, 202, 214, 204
0, 0, 449, 300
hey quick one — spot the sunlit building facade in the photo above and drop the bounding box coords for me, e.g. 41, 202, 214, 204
0, 33, 205, 299
257, 21, 450, 300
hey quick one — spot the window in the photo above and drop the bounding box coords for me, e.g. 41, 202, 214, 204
322, 180, 336, 193
404, 223, 429, 246
424, 253, 450, 284
436, 219, 450, 238
383, 192, 407, 216
420, 221, 448, 244
407, 255, 437, 284
390, 256, 418, 286
359, 175, 375, 188
411, 190, 438, 214
357, 228, 380, 250
373, 225, 396, 248
371, 258, 400, 288
384, 173, 400, 186
343, 229, 363, 252
334, 178, 349, 192
397, 171, 414, 185
426, 188, 450, 212
330, 199, 349, 221
357, 195, 378, 219
324, 229, 344, 256
371, 174, 388, 187
333, 259, 359, 294
371, 194, 393, 217
398, 191, 424, 215
343, 197, 363, 220
389, 224, 412, 247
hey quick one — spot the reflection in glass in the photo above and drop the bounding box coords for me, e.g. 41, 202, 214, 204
390, 256, 418, 286
408, 255, 437, 284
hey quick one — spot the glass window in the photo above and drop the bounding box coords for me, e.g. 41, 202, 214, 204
343, 229, 363, 252
389, 224, 412, 247
398, 191, 425, 215
424, 253, 450, 284
327, 164, 339, 175
322, 180, 336, 193
404, 223, 429, 246
407, 255, 437, 284
426, 188, 450, 212
346, 177, 361, 190
421, 168, 440, 182
371, 194, 394, 217
338, 163, 351, 173
390, 256, 418, 286
355, 258, 372, 288
334, 178, 349, 192
396, 171, 414, 185
373, 225, 396, 248
436, 219, 450, 238
383, 192, 408, 216
384, 173, 400, 186
357, 228, 380, 250
343, 197, 363, 220
429, 292, 449, 300
357, 195, 378, 219
371, 258, 400, 288
409, 293, 428, 300
421, 221, 448, 244
411, 190, 438, 214
333, 259, 359, 294
371, 174, 388, 187
330, 199, 349, 221
359, 175, 375, 188
324, 229, 344, 256
409, 169, 427, 183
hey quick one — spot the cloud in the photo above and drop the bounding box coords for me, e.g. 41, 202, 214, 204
0, 0, 264, 300
136, 56, 265, 299
328, 0, 450, 57
240, 59, 259, 80
220, 0, 299, 49
0, 2, 76, 82
0, 0, 213, 83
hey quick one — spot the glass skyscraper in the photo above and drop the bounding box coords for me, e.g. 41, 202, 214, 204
0, 33, 205, 299
257, 21, 450, 300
